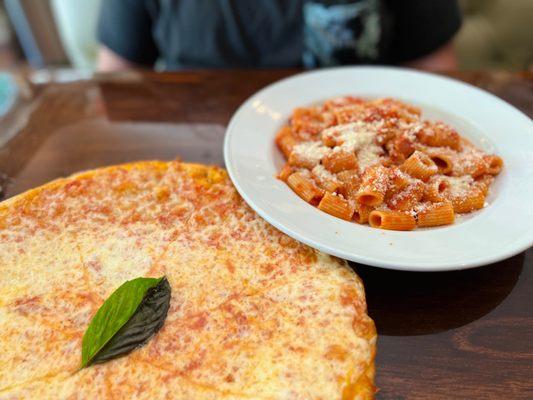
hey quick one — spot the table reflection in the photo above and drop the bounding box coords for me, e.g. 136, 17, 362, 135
354, 252, 525, 336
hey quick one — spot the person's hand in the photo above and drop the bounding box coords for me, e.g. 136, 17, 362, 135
97, 46, 136, 72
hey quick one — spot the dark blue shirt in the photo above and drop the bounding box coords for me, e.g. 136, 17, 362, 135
98, 0, 461, 69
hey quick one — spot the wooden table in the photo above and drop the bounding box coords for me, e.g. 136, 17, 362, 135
1, 70, 532, 399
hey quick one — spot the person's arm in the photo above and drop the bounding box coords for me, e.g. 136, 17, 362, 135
96, 0, 158, 72
403, 42, 458, 71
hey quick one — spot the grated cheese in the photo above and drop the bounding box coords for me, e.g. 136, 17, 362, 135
311, 164, 338, 184
454, 145, 486, 171
322, 122, 384, 172
292, 141, 329, 165
389, 166, 414, 183
408, 202, 431, 218
403, 122, 425, 141
357, 146, 383, 173
446, 176, 474, 199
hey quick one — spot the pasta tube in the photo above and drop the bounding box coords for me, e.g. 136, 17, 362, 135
287, 172, 323, 204
318, 192, 355, 221
356, 165, 389, 207
369, 210, 416, 231
417, 201, 455, 227
401, 151, 438, 180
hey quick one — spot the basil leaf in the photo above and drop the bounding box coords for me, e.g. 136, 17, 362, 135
81, 276, 171, 368
91, 277, 171, 365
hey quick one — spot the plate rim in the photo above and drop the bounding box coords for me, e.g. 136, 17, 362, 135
224, 66, 533, 271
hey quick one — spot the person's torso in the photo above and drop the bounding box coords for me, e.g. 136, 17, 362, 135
147, 0, 391, 69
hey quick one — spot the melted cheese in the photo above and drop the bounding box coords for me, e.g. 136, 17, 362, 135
0, 161, 376, 399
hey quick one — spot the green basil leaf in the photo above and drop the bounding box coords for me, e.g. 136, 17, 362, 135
81, 276, 170, 368
90, 277, 171, 365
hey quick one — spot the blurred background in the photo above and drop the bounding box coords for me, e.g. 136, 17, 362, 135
0, 0, 531, 72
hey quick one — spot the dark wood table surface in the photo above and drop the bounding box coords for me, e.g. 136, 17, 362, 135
0, 70, 532, 399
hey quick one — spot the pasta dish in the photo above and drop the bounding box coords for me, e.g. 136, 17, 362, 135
276, 97, 503, 230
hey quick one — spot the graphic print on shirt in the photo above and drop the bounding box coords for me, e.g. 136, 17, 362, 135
303, 0, 381, 67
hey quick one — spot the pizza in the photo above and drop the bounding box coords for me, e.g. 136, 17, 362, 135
0, 161, 376, 399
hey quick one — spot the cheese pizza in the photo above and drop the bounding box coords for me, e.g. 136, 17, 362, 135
0, 161, 376, 399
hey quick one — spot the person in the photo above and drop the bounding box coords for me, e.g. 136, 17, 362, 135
97, 0, 462, 72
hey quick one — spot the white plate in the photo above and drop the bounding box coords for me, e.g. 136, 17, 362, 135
224, 67, 533, 271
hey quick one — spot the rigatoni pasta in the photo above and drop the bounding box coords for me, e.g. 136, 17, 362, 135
485, 155, 503, 175
276, 96, 503, 231
369, 210, 416, 231
353, 203, 373, 224
400, 151, 438, 180
275, 126, 298, 158
356, 165, 389, 207
277, 164, 294, 182
450, 190, 485, 213
416, 201, 455, 227
318, 192, 355, 221
422, 147, 454, 174
322, 150, 358, 173
336, 169, 361, 199
286, 172, 323, 205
